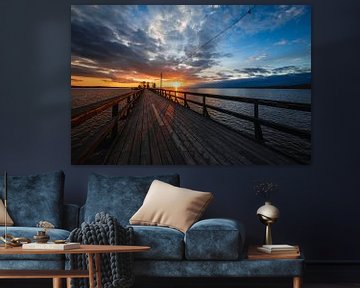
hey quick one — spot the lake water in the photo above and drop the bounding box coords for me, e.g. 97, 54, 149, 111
71, 87, 311, 163
186, 87, 310, 129
71, 88, 132, 153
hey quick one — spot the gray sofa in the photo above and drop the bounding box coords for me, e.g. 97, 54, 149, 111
81, 173, 304, 282
0, 171, 78, 270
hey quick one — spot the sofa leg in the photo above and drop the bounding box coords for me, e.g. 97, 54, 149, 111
293, 276, 302, 288
53, 278, 62, 288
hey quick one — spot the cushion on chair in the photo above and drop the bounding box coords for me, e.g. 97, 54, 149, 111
185, 218, 245, 260
0, 171, 65, 227
0, 199, 14, 226
84, 174, 180, 225
130, 225, 184, 260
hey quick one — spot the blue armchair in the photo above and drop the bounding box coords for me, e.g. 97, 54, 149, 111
0, 171, 78, 270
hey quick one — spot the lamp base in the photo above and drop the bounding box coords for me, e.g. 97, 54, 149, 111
265, 223, 272, 245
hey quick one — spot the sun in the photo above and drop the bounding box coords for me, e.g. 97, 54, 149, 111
171, 81, 182, 89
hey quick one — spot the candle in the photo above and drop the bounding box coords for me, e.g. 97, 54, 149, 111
4, 171, 7, 203
3, 171, 8, 248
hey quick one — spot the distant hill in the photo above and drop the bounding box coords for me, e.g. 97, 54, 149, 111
192, 73, 311, 89
71, 86, 133, 89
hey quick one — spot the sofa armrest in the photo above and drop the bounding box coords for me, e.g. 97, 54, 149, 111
184, 218, 245, 260
63, 204, 80, 231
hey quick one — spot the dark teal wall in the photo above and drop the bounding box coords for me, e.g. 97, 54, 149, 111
0, 0, 359, 262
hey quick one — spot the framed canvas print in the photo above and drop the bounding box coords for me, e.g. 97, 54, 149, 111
71, 5, 311, 165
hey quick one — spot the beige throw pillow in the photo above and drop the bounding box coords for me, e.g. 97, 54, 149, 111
0, 199, 14, 226
130, 180, 213, 233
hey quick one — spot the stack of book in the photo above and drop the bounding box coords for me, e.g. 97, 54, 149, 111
22, 242, 80, 250
248, 244, 300, 259
257, 244, 299, 254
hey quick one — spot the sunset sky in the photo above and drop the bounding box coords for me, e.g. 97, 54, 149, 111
71, 5, 311, 88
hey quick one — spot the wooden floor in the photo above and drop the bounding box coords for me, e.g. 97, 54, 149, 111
104, 90, 295, 165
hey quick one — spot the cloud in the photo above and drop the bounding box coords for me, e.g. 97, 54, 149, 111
274, 38, 306, 46
247, 53, 267, 62
215, 71, 234, 80
275, 39, 288, 46
71, 5, 310, 84
284, 6, 306, 18
231, 65, 310, 79
234, 67, 270, 77
235, 5, 308, 35
72, 5, 224, 82
71, 5, 257, 83
272, 65, 310, 74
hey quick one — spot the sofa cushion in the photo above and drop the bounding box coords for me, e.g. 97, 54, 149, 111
0, 171, 64, 227
185, 218, 245, 260
130, 225, 184, 260
84, 174, 180, 225
0, 199, 14, 226
133, 258, 304, 277
0, 227, 70, 261
130, 180, 213, 233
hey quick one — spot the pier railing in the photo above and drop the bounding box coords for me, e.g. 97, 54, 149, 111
151, 88, 311, 142
71, 89, 143, 164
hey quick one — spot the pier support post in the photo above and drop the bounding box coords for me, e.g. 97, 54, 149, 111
202, 95, 209, 117
112, 104, 119, 138
184, 93, 189, 108
254, 101, 264, 142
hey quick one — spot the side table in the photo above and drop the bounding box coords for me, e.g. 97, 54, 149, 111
0, 244, 150, 288
247, 245, 303, 288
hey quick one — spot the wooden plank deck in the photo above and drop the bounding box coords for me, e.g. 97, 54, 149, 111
103, 89, 295, 165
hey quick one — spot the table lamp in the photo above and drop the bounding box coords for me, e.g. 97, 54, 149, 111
256, 201, 280, 245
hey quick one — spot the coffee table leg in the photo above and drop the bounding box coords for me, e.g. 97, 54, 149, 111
66, 277, 72, 288
95, 253, 102, 288
293, 276, 302, 288
88, 253, 95, 288
52, 278, 62, 288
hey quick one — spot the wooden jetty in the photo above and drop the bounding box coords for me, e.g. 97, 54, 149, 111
71, 88, 311, 165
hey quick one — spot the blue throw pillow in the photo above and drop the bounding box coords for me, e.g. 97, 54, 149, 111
84, 174, 180, 225
0, 171, 64, 227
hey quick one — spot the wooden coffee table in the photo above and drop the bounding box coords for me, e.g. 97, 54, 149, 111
0, 244, 150, 288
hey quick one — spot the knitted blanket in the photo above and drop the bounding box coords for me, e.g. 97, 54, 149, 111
68, 212, 134, 288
